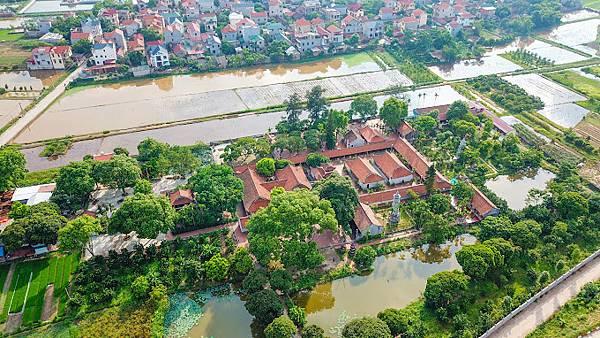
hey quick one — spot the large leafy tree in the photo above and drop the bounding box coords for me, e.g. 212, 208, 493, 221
247, 189, 337, 270
108, 193, 175, 238
313, 173, 359, 227
51, 161, 95, 213
446, 101, 470, 121
282, 93, 303, 132
58, 215, 103, 255
350, 94, 378, 121
379, 97, 408, 131
245, 289, 284, 324
1, 202, 66, 251
92, 154, 141, 192
264, 315, 297, 338
423, 270, 469, 319
137, 138, 171, 178
342, 317, 392, 338
456, 243, 501, 280
221, 137, 271, 165
188, 164, 243, 225
555, 191, 589, 220
203, 253, 230, 281
325, 109, 349, 150
306, 86, 329, 125
0, 146, 26, 192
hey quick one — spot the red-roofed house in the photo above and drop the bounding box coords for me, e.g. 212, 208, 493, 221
345, 157, 385, 190
433, 2, 454, 19
379, 7, 395, 21
393, 138, 431, 179
70, 31, 92, 44
359, 126, 385, 144
372, 152, 413, 184
412, 8, 428, 27
92, 152, 114, 161
250, 11, 268, 25
27, 46, 72, 70
347, 3, 363, 17
168, 189, 195, 209
469, 184, 499, 220
353, 202, 383, 239
294, 18, 312, 34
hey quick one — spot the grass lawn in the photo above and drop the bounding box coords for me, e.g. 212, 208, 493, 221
0, 29, 48, 69
17, 167, 61, 187
0, 253, 79, 326
584, 0, 600, 10
545, 70, 600, 100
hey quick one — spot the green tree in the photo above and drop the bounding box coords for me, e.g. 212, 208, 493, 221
139, 28, 162, 41
456, 244, 500, 280
204, 253, 230, 281
167, 146, 200, 176
264, 315, 297, 338
313, 173, 359, 226
131, 275, 150, 299
270, 269, 293, 293
126, 50, 145, 66
51, 161, 95, 213
72, 39, 92, 54
0, 222, 26, 252
451, 181, 474, 207
0, 146, 26, 192
229, 247, 253, 277
354, 246, 377, 270
58, 215, 103, 255
350, 94, 378, 121
243, 269, 268, 293
283, 93, 303, 131
245, 289, 284, 324
288, 306, 306, 327
109, 193, 175, 238
256, 158, 276, 177
379, 97, 408, 131
133, 179, 153, 195
306, 86, 328, 125
446, 101, 470, 121
189, 164, 243, 225
306, 153, 329, 168
423, 270, 469, 319
412, 115, 438, 134
221, 137, 271, 165
427, 193, 451, 215
303, 129, 322, 151
302, 325, 325, 338
555, 191, 589, 220
267, 40, 290, 61
137, 138, 171, 178
325, 109, 349, 149
377, 308, 409, 337
507, 220, 542, 250
342, 317, 392, 338
93, 154, 141, 192
247, 189, 337, 269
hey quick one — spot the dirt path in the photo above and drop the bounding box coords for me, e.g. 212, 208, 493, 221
487, 253, 600, 338
40, 284, 56, 322
0, 264, 15, 313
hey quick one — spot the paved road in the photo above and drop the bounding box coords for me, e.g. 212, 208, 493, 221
487, 253, 600, 338
0, 65, 83, 146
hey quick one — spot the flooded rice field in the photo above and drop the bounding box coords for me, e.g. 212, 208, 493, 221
489, 38, 588, 64
541, 18, 600, 55
294, 235, 475, 336
428, 55, 522, 80
0, 99, 29, 128
503, 74, 589, 127
561, 9, 599, 22
22, 0, 95, 14
14, 54, 412, 143
485, 169, 556, 210
20, 85, 466, 171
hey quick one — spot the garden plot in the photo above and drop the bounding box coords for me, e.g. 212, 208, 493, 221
542, 19, 600, 55
428, 55, 522, 80
503, 74, 589, 127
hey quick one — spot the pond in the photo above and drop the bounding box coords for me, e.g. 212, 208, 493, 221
428, 55, 522, 81
485, 169, 556, 211
293, 235, 476, 336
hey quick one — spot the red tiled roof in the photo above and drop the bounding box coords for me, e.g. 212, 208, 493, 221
221, 24, 236, 33
413, 8, 425, 16
286, 138, 397, 164
397, 120, 414, 137
93, 153, 114, 161
169, 189, 194, 207
469, 184, 498, 218
372, 152, 412, 180
392, 138, 431, 178
359, 126, 385, 143
354, 202, 381, 231
327, 24, 342, 33
345, 158, 384, 184
70, 31, 90, 40
347, 3, 362, 11
275, 165, 312, 191
415, 104, 451, 121
295, 18, 311, 26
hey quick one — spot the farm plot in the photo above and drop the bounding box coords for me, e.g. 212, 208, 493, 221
0, 254, 79, 326
503, 73, 589, 128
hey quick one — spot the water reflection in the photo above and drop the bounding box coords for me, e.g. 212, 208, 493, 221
485, 169, 555, 211
294, 235, 476, 336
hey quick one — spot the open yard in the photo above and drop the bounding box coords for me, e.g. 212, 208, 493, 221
0, 29, 30, 69
1, 253, 79, 326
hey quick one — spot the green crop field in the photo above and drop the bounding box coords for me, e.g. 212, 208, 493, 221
0, 253, 79, 325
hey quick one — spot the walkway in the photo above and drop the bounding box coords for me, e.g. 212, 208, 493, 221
484, 251, 600, 338
0, 64, 84, 146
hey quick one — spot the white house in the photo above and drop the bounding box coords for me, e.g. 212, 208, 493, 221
81, 18, 103, 38
27, 46, 72, 70
92, 42, 118, 66
11, 183, 56, 206
268, 0, 283, 17
372, 152, 413, 185
147, 45, 170, 68
164, 20, 185, 44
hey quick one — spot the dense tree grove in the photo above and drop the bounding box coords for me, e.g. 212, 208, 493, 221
467, 75, 545, 114
313, 173, 359, 227
1, 202, 66, 251
109, 193, 176, 238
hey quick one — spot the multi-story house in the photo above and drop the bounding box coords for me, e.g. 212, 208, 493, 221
341, 15, 361, 37
199, 32, 222, 55
199, 13, 218, 31
120, 19, 141, 37
27, 46, 72, 70
250, 10, 268, 25
92, 42, 117, 65
378, 7, 395, 21
81, 18, 103, 38
293, 18, 312, 34
295, 32, 321, 54
147, 45, 170, 67
165, 20, 185, 44
323, 8, 340, 21
412, 8, 428, 27
433, 2, 455, 19
102, 29, 128, 54
198, 0, 215, 12
99, 8, 120, 26
268, 0, 283, 17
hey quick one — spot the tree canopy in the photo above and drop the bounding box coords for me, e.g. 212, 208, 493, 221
58, 215, 103, 254
379, 97, 408, 131
350, 94, 378, 121
342, 317, 393, 338
109, 193, 175, 238
92, 154, 141, 192
0, 146, 26, 192
313, 173, 359, 227
51, 161, 95, 213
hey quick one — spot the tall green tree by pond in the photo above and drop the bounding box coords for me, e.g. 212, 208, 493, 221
0, 146, 26, 192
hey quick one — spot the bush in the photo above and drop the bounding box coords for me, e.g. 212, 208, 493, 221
243, 269, 268, 293
342, 317, 392, 338
302, 325, 325, 338
353, 246, 377, 270
245, 289, 284, 324
288, 306, 306, 327
256, 158, 276, 177
270, 269, 293, 293
264, 315, 297, 338
579, 282, 600, 303
275, 159, 291, 169
377, 308, 408, 336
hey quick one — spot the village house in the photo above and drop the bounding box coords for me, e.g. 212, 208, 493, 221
147, 44, 171, 68
379, 7, 395, 21
70, 31, 92, 45
11, 183, 56, 206
341, 15, 362, 36
82, 18, 103, 38
168, 189, 195, 209
92, 42, 118, 66
323, 8, 340, 21
120, 19, 142, 37
164, 20, 185, 44
372, 152, 413, 185
412, 8, 428, 27
345, 157, 386, 190
27, 46, 72, 70
352, 202, 384, 240
362, 19, 383, 40
99, 8, 120, 26
102, 29, 128, 54
268, 0, 283, 17
433, 2, 455, 19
